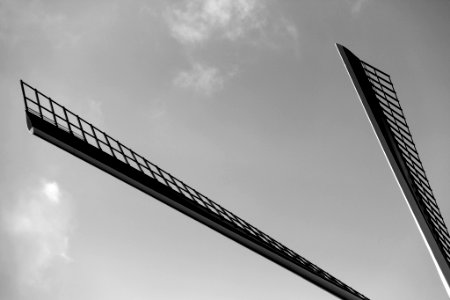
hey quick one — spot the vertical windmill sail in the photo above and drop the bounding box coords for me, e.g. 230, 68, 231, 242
337, 43, 450, 296
21, 80, 369, 300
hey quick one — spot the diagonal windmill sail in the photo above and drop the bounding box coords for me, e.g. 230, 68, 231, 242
21, 79, 369, 300
337, 43, 450, 297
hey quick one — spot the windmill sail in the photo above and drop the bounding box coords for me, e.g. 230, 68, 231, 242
21, 79, 369, 300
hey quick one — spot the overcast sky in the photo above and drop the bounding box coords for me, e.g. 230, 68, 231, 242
1, 0, 450, 299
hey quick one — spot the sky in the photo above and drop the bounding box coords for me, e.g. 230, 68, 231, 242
1, 0, 450, 299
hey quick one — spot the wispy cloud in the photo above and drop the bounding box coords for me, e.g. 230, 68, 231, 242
0, 0, 119, 49
148, 97, 167, 120
43, 182, 61, 203
174, 63, 234, 96
165, 0, 265, 45
2, 180, 72, 292
0, 0, 76, 48
163, 0, 301, 96
348, 0, 369, 15
279, 18, 301, 59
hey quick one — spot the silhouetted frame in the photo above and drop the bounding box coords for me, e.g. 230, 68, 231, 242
21, 80, 369, 300
337, 43, 450, 296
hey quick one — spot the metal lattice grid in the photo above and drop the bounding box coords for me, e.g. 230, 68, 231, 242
359, 60, 450, 264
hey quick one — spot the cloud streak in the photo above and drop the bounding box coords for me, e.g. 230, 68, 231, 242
164, 0, 301, 96
0, 0, 119, 49
2, 180, 72, 294
174, 63, 232, 96
165, 0, 265, 45
348, 0, 369, 15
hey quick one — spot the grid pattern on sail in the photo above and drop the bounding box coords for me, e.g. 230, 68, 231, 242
20, 80, 369, 300
359, 61, 450, 266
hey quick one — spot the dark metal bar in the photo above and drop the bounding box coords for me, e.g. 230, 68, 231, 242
104, 135, 117, 159
34, 88, 43, 118
90, 123, 101, 149
48, 97, 56, 123
130, 150, 144, 172
62, 107, 72, 135
76, 115, 87, 142
20, 80, 27, 109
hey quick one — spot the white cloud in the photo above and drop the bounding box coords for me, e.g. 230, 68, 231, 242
280, 18, 301, 59
349, 0, 369, 14
43, 182, 60, 203
3, 180, 72, 291
148, 98, 167, 120
165, 0, 265, 45
174, 63, 234, 96
164, 0, 301, 96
